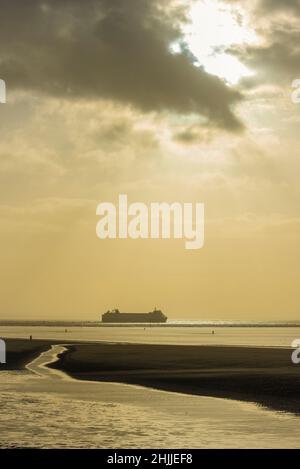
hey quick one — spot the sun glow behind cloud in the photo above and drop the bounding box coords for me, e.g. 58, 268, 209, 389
171, 0, 257, 85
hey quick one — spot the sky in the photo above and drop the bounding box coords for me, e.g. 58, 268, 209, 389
0, 0, 299, 321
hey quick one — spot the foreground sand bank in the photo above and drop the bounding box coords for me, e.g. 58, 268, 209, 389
1, 338, 75, 370
50, 342, 300, 415
2, 339, 300, 415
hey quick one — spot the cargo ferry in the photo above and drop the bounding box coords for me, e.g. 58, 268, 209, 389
102, 308, 167, 323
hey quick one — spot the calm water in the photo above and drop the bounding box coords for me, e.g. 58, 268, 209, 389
1, 325, 300, 347
0, 345, 300, 448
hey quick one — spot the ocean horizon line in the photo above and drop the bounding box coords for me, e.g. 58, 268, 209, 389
1, 319, 300, 327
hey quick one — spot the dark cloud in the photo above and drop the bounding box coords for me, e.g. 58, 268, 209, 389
224, 0, 300, 89
174, 125, 215, 145
231, 25, 300, 88
0, 0, 242, 130
258, 0, 300, 14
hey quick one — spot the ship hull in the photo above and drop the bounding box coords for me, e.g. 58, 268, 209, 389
102, 312, 167, 323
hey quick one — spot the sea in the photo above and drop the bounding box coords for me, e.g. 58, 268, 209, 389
1, 321, 300, 347
1, 322, 300, 448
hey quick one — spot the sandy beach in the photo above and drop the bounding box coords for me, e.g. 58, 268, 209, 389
3, 338, 299, 415
51, 342, 300, 415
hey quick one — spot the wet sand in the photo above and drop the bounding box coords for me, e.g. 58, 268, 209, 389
2, 338, 73, 370
49, 342, 300, 415
3, 339, 300, 415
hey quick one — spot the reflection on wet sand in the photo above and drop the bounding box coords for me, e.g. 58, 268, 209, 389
0, 345, 300, 448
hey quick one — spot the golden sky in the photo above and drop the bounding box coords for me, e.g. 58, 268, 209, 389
0, 0, 299, 321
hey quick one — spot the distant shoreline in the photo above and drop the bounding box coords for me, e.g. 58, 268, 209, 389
1, 321, 300, 327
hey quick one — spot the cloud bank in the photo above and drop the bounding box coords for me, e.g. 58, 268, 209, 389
0, 0, 243, 130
